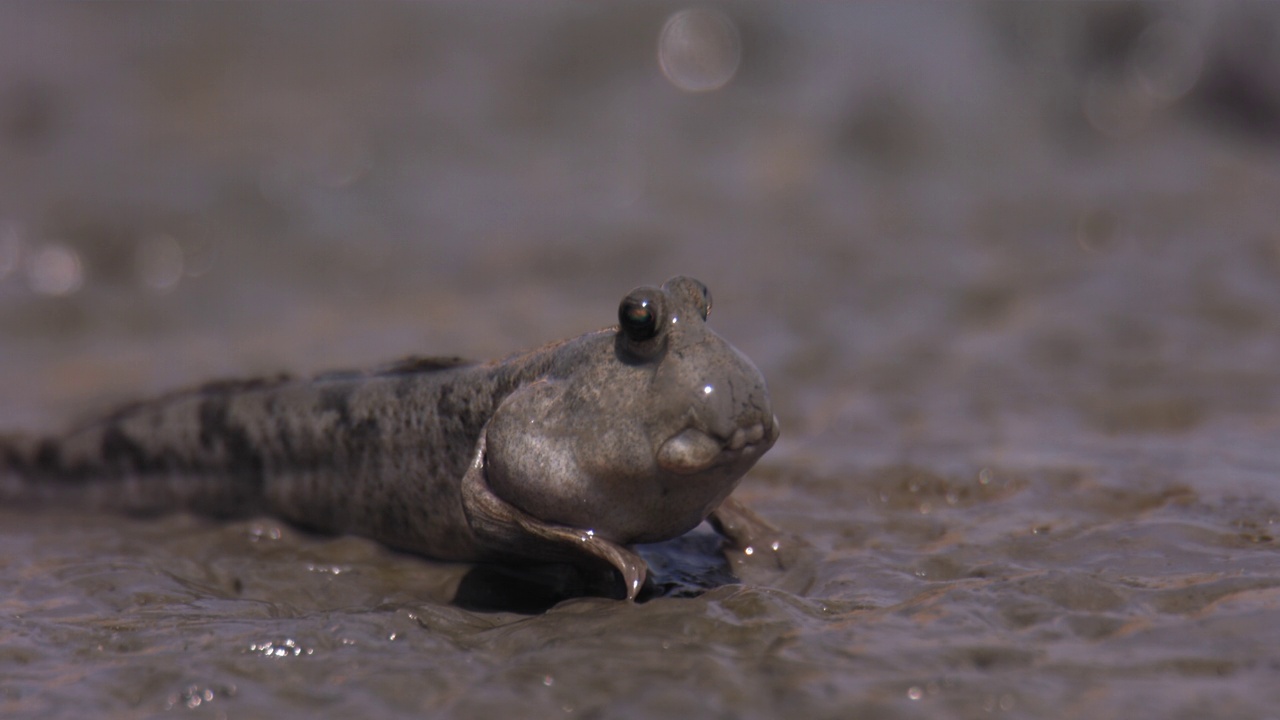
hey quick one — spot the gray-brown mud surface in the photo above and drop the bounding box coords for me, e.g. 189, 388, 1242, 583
3, 4, 1280, 718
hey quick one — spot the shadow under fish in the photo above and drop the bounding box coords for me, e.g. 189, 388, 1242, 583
452, 528, 739, 614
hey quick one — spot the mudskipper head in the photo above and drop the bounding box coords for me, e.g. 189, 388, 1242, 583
616, 276, 779, 487
479, 276, 780, 548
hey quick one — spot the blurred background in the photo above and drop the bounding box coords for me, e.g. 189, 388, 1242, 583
3, 4, 1280, 717
2, 3, 1276, 441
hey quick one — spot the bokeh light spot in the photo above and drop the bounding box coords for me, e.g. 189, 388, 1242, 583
26, 243, 83, 296
658, 7, 741, 93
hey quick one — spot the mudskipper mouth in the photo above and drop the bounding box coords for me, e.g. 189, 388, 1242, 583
656, 416, 780, 475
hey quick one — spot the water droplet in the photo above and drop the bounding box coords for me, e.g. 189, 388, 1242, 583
543, 675, 554, 687
657, 8, 741, 93
743, 546, 754, 556
907, 685, 924, 700
26, 243, 82, 296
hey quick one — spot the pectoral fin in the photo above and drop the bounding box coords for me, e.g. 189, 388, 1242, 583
460, 426, 650, 600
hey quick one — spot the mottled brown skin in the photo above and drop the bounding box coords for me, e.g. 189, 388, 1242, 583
0, 277, 781, 599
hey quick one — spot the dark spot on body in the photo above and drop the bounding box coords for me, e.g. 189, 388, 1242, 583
101, 425, 155, 473
34, 439, 62, 474
352, 416, 379, 443
435, 381, 457, 422
319, 383, 381, 465
4, 437, 66, 478
198, 396, 265, 492
198, 396, 229, 450
437, 376, 497, 430
261, 395, 298, 462
434, 380, 472, 461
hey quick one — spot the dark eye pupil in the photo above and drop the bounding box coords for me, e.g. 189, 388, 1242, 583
626, 305, 650, 325
620, 298, 658, 340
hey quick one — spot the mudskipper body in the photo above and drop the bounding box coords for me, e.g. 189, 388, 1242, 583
1, 277, 783, 599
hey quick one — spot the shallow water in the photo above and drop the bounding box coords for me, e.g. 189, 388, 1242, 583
3, 4, 1280, 719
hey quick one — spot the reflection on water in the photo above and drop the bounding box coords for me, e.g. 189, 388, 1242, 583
3, 3, 1280, 719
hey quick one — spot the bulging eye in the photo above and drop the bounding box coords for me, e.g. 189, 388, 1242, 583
693, 281, 711, 320
661, 276, 711, 321
618, 289, 663, 342
619, 296, 658, 341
